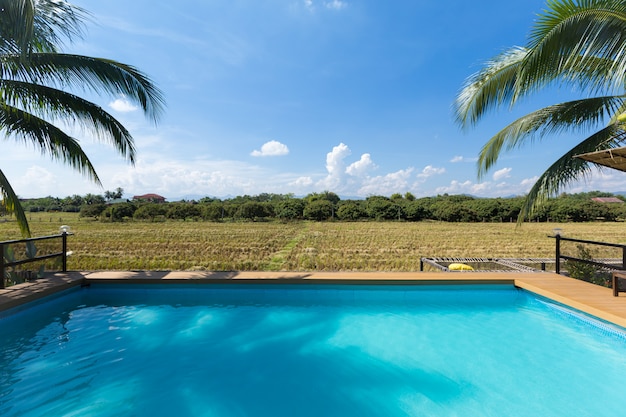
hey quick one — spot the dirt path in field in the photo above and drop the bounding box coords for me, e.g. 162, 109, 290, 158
262, 222, 311, 270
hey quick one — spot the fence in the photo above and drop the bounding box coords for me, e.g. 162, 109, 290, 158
1, 232, 70, 289
551, 234, 626, 274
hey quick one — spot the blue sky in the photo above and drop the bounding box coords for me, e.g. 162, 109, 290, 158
5, 0, 626, 200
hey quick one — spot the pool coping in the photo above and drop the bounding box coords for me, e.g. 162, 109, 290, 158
2, 270, 626, 328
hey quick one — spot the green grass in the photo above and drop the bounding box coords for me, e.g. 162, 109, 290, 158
1, 213, 625, 271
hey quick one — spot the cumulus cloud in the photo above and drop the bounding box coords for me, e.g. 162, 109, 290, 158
435, 180, 497, 196
357, 169, 414, 195
493, 167, 512, 181
312, 143, 420, 195
14, 166, 58, 196
520, 176, 538, 188
346, 153, 376, 177
317, 143, 351, 189
417, 165, 446, 179
109, 96, 139, 112
434, 175, 546, 198
251, 140, 289, 157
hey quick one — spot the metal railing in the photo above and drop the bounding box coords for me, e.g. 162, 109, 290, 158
0, 232, 70, 289
551, 234, 626, 275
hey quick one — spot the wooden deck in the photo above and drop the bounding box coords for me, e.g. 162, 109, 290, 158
2, 270, 626, 328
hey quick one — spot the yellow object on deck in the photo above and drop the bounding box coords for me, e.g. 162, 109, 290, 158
448, 263, 474, 271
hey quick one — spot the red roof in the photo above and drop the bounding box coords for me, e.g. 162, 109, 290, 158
591, 197, 623, 203
133, 193, 166, 201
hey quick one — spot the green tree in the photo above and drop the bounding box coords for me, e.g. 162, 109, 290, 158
275, 199, 305, 221
103, 202, 136, 222
336, 200, 366, 221
201, 202, 225, 221
404, 199, 430, 221
455, 0, 626, 222
0, 1, 164, 236
235, 201, 272, 220
79, 203, 105, 219
166, 203, 201, 221
133, 203, 168, 221
83, 193, 105, 205
303, 199, 334, 221
306, 191, 340, 205
365, 196, 403, 220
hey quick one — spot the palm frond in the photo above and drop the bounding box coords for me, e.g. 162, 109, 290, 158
0, 0, 35, 55
478, 95, 626, 177
519, 124, 626, 222
0, 0, 86, 55
1, 53, 166, 123
2, 79, 136, 162
0, 103, 101, 183
454, 47, 527, 128
31, 0, 87, 52
0, 168, 30, 237
519, 0, 626, 97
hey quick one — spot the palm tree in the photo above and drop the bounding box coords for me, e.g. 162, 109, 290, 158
1, 0, 165, 236
454, 0, 626, 221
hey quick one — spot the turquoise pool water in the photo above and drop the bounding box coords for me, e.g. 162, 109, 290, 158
1, 284, 625, 417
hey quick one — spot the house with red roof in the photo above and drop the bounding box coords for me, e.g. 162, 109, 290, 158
132, 193, 166, 203
591, 197, 624, 204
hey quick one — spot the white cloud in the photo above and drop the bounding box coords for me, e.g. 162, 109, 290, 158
251, 140, 290, 157
417, 165, 446, 179
109, 96, 139, 113
290, 176, 314, 187
346, 153, 376, 177
449, 155, 478, 163
563, 166, 626, 193
493, 167, 512, 181
325, 0, 347, 9
315, 143, 413, 195
13, 166, 58, 196
520, 176, 538, 188
435, 180, 475, 195
303, 0, 347, 11
317, 143, 351, 190
109, 159, 272, 197
434, 175, 542, 198
357, 169, 414, 195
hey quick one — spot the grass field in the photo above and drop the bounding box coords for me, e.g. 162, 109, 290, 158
1, 212, 625, 272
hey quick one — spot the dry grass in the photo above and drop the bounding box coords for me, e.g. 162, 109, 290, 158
1, 213, 625, 271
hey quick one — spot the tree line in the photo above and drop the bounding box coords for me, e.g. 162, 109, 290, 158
15, 190, 626, 223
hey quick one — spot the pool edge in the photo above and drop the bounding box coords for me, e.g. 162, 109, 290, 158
2, 270, 626, 330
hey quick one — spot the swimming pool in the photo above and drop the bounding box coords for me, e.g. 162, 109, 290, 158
1, 284, 625, 416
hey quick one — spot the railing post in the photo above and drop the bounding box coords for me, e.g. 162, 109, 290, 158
0, 242, 4, 289
555, 234, 561, 275
61, 232, 67, 273
622, 246, 626, 271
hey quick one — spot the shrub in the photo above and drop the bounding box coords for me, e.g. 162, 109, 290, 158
337, 201, 365, 221
134, 203, 168, 221
304, 200, 334, 221
79, 203, 106, 219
